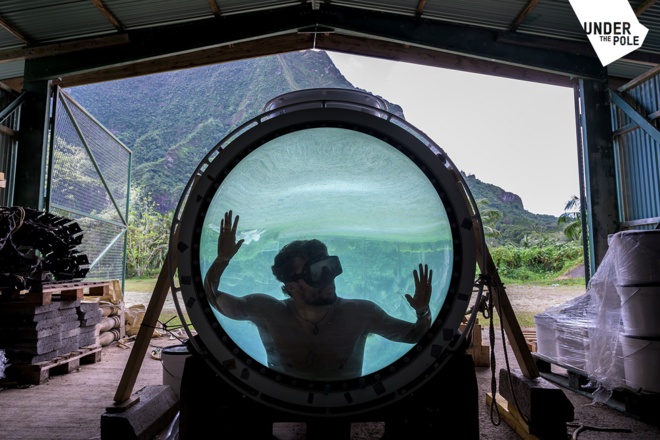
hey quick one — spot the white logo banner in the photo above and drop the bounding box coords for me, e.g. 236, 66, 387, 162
568, 0, 649, 66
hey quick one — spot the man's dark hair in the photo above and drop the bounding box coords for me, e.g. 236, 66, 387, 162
272, 239, 328, 295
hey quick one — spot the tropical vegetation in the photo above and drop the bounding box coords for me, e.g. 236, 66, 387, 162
557, 194, 582, 241
125, 187, 171, 277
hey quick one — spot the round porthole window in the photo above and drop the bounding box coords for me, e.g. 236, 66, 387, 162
171, 89, 477, 416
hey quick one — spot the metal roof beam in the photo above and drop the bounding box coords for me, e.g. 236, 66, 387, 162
316, 34, 579, 88
53, 33, 314, 88
24, 5, 317, 82
0, 34, 129, 64
23, 3, 608, 83
316, 4, 606, 80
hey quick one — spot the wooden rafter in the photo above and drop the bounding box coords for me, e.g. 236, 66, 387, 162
0, 34, 128, 63
635, 0, 658, 15
416, 0, 427, 17
509, 0, 540, 32
209, 0, 221, 17
0, 80, 15, 94
90, 0, 124, 31
0, 14, 30, 45
0, 77, 21, 92
0, 125, 16, 137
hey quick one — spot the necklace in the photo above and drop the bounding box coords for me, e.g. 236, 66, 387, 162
294, 306, 332, 335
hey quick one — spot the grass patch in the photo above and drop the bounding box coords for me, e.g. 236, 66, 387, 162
479, 311, 537, 329
501, 276, 586, 287
124, 277, 158, 292
472, 309, 537, 330
514, 311, 538, 328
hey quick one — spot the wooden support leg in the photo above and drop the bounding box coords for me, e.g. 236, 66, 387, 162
111, 250, 175, 406
449, 160, 538, 378
477, 246, 540, 379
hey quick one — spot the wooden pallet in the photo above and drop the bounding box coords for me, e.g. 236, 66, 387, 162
532, 352, 660, 426
533, 352, 593, 391
5, 345, 102, 385
522, 328, 537, 353
0, 281, 110, 305
486, 392, 541, 440
460, 319, 490, 367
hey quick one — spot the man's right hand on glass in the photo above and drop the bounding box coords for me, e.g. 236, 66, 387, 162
217, 210, 244, 262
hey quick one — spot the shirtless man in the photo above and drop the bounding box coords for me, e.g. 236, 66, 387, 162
204, 211, 433, 381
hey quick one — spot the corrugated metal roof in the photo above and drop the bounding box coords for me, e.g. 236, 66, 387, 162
0, 59, 24, 78
0, 1, 112, 43
423, 0, 525, 30
608, 59, 657, 82
104, 0, 213, 28
638, 5, 660, 53
0, 29, 20, 49
218, 0, 302, 16
332, 0, 420, 17
515, 1, 586, 41
0, 0, 657, 85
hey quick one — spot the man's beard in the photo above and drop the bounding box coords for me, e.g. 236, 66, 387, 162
306, 285, 337, 306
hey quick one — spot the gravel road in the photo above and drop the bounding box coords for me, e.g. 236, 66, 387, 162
505, 283, 586, 314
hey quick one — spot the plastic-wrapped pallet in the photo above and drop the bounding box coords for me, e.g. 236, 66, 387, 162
0, 349, 7, 379
535, 294, 592, 370
534, 311, 559, 362
555, 295, 592, 370
576, 230, 660, 402
609, 230, 660, 395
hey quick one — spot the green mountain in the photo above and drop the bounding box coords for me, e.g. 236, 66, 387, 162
66, 50, 562, 245
462, 173, 560, 245
68, 51, 402, 213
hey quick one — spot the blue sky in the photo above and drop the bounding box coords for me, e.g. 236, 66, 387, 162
327, 51, 580, 217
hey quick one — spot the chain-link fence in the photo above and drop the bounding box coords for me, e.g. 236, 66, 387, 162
49, 87, 131, 284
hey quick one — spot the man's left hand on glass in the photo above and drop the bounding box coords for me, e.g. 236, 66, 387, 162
406, 263, 432, 317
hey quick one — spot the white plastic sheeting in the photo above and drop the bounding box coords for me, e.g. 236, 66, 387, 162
535, 230, 660, 402
0, 349, 7, 378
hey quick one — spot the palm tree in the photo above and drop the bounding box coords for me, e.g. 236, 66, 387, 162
519, 231, 556, 247
558, 195, 582, 241
476, 198, 503, 242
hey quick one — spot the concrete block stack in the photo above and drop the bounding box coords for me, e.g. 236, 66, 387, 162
0, 299, 103, 366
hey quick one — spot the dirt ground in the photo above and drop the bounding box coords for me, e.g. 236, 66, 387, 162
504, 283, 587, 315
